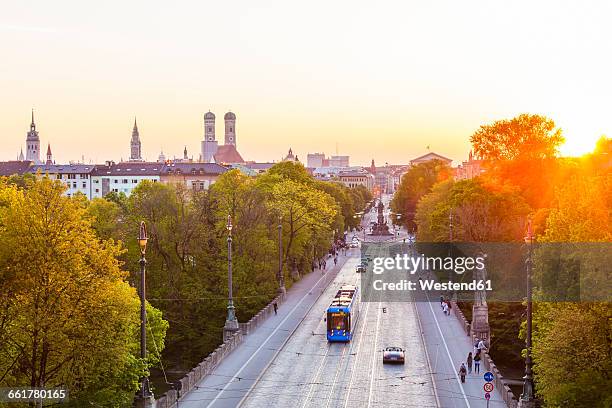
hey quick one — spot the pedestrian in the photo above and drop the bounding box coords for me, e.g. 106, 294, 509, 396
447, 300, 452, 314
467, 352, 473, 374
442, 302, 449, 316
477, 339, 487, 354
458, 362, 467, 383
273, 302, 278, 315
440, 295, 444, 307
334, 257, 338, 265
473, 337, 480, 355
474, 350, 481, 374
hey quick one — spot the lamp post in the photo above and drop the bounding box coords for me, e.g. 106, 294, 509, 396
518, 219, 536, 408
223, 215, 239, 340
449, 209, 455, 299
278, 217, 286, 294
135, 221, 154, 407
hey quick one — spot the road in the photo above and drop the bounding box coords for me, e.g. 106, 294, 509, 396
242, 197, 438, 408
179, 195, 508, 407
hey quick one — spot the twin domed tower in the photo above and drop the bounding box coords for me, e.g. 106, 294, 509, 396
202, 111, 242, 163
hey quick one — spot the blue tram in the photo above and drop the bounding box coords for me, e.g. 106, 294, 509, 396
326, 285, 360, 342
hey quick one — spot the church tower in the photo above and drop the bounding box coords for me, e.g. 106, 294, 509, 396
130, 118, 143, 161
224, 111, 236, 146
201, 111, 218, 163
46, 143, 53, 165
26, 110, 41, 164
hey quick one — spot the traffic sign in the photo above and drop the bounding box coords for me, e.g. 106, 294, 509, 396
485, 392, 491, 400
484, 371, 494, 382
483, 382, 494, 393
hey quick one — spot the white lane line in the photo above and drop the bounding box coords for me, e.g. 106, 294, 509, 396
414, 299, 441, 408
204, 269, 334, 408
343, 300, 371, 408
426, 300, 471, 408
323, 345, 348, 408
237, 256, 356, 408
367, 298, 382, 408
301, 343, 331, 408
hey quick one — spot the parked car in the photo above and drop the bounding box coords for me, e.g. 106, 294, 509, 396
356, 265, 366, 273
382, 347, 405, 364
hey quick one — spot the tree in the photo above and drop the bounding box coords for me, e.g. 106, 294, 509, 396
470, 113, 565, 161
390, 160, 452, 229
0, 178, 167, 406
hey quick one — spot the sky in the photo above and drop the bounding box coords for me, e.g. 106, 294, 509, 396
1, 0, 611, 165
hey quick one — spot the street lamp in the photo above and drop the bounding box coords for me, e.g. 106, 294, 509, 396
278, 217, 286, 294
136, 221, 153, 407
223, 215, 239, 340
518, 219, 536, 408
449, 209, 455, 299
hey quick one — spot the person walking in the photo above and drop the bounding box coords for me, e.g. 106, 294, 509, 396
473, 337, 480, 355
458, 362, 467, 383
467, 352, 473, 374
477, 339, 487, 353
440, 295, 444, 307
442, 302, 449, 316
334, 256, 338, 266
273, 302, 278, 315
474, 350, 481, 374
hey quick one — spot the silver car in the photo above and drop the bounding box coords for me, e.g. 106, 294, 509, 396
382, 347, 405, 364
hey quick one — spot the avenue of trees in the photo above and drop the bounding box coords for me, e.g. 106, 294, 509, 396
394, 113, 611, 407
0, 161, 371, 404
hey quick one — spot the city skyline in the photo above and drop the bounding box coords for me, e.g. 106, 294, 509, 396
2, 1, 611, 164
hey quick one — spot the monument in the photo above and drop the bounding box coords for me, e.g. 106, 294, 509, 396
370, 200, 393, 236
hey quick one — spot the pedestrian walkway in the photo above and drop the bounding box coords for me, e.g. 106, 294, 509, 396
417, 298, 507, 408
177, 249, 355, 408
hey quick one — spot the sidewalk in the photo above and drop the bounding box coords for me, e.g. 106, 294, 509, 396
417, 298, 507, 408
177, 249, 355, 408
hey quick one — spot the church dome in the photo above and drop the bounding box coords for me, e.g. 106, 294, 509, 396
204, 111, 215, 120
224, 111, 236, 120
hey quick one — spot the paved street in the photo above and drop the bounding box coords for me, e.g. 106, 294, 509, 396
179, 197, 508, 407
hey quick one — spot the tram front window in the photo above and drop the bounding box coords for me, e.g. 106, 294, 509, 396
328, 312, 347, 331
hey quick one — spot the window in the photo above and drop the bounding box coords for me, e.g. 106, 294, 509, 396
72, 182, 77, 188
132, 179, 138, 183
122, 179, 128, 184
112, 188, 118, 192
95, 188, 99, 193
94, 179, 99, 184
82, 182, 86, 188
56, 174, 61, 179
68, 174, 76, 179
208, 127, 212, 132
113, 179, 118, 184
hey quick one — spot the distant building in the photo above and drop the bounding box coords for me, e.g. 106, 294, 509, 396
283, 148, 299, 162
30, 163, 96, 199
306, 152, 349, 168
129, 118, 143, 162
25, 110, 41, 164
161, 162, 228, 191
307, 153, 325, 168
337, 170, 375, 190
244, 162, 276, 174
455, 150, 485, 180
0, 161, 33, 177
410, 152, 452, 166
201, 111, 245, 164
90, 162, 162, 198
329, 155, 349, 167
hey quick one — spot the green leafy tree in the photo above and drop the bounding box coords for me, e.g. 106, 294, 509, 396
391, 160, 452, 229
0, 179, 167, 406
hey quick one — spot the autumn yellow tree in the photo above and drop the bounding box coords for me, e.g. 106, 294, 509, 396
0, 178, 167, 406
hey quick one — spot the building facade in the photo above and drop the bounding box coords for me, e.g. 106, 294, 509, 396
90, 162, 162, 198
29, 164, 96, 199
201, 111, 245, 164
338, 170, 375, 190
329, 155, 349, 167
161, 162, 228, 191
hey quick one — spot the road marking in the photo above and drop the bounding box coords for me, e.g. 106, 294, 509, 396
204, 266, 336, 408
367, 296, 382, 407
301, 343, 331, 408
343, 300, 371, 408
426, 299, 471, 408
414, 299, 441, 408
235, 256, 356, 407
323, 344, 348, 408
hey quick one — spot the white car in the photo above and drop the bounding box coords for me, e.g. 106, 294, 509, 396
382, 347, 405, 364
